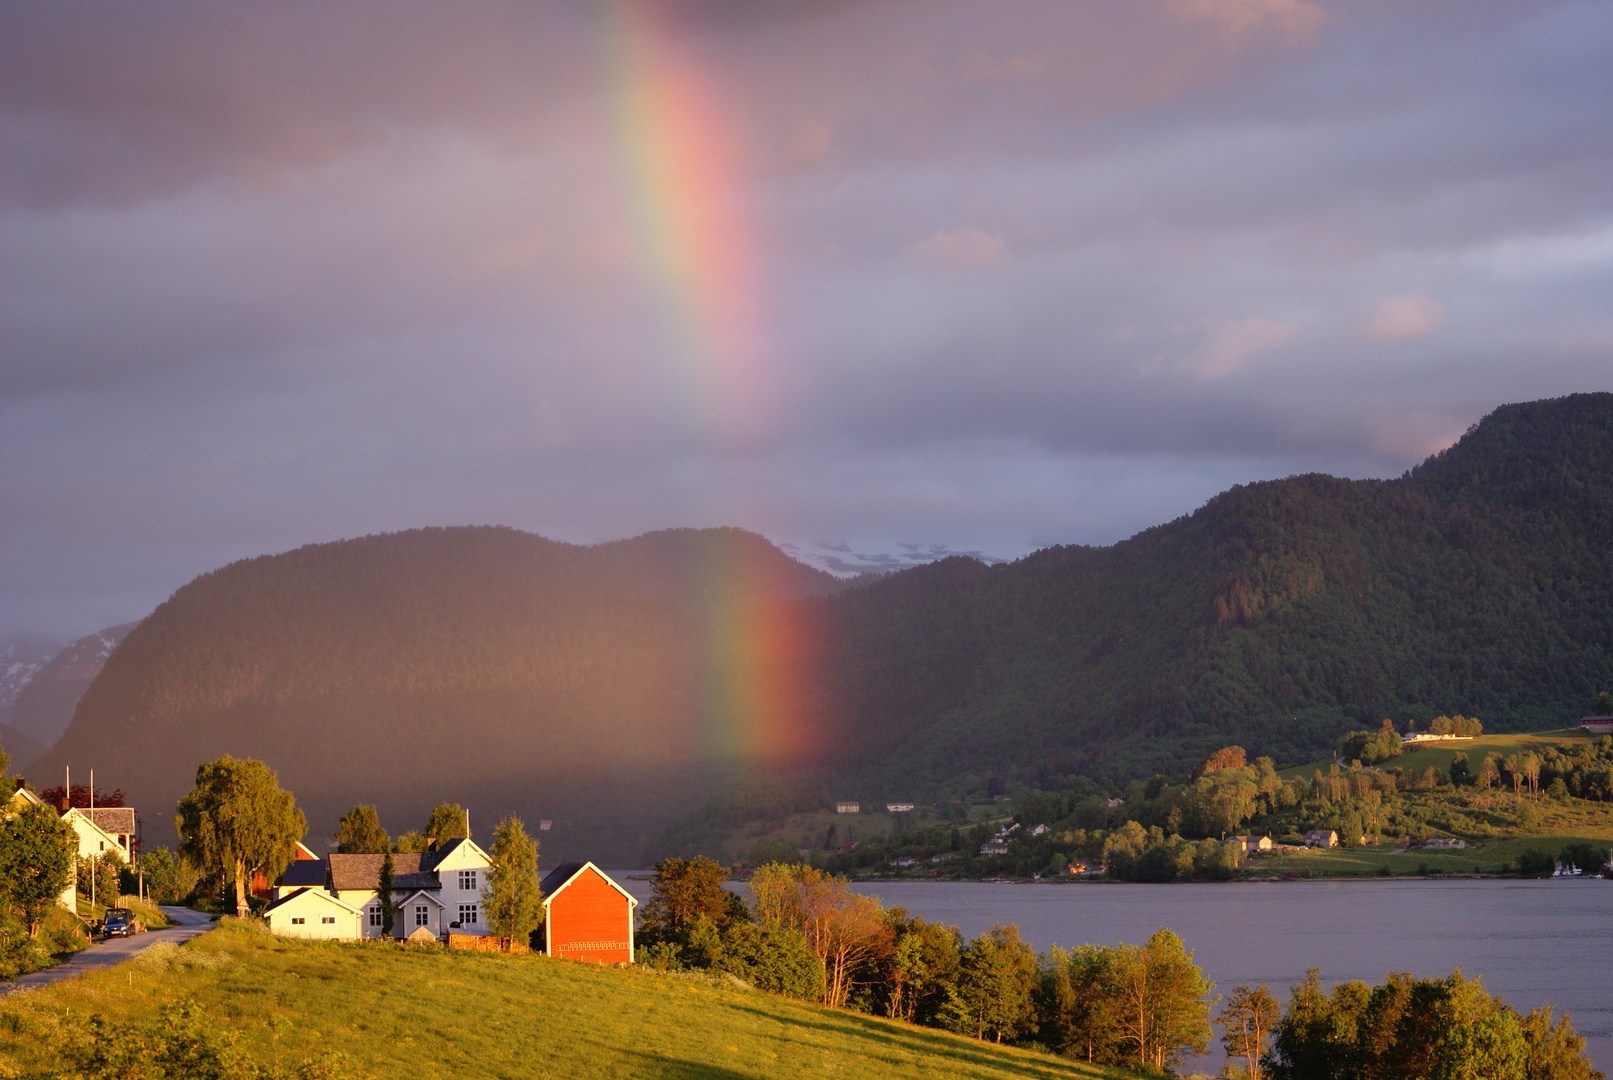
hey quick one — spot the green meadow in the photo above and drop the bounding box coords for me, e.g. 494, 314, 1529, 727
1275, 729, 1601, 783
0, 921, 1137, 1080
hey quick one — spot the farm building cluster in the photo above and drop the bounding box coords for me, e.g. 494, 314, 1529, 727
261, 841, 636, 963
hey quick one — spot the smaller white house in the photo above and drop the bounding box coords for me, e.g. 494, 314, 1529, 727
885, 803, 915, 813
835, 801, 860, 814
1304, 829, 1339, 849
262, 887, 364, 940
980, 838, 1010, 856
63, 807, 127, 860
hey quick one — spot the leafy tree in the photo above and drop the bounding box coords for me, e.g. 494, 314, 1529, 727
1110, 928, 1214, 1072
334, 804, 389, 854
677, 916, 825, 999
748, 862, 893, 1007
1218, 984, 1281, 1079
422, 803, 468, 846
139, 846, 194, 904
175, 755, 306, 916
0, 736, 10, 797
1477, 753, 1502, 790
394, 830, 431, 853
1430, 1011, 1528, 1080
482, 816, 543, 943
378, 851, 396, 936
1521, 1005, 1604, 1080
1595, 691, 1613, 716
1267, 968, 1601, 1080
943, 923, 1038, 1043
1039, 944, 1125, 1064
1448, 752, 1472, 786
77, 849, 122, 909
880, 912, 962, 1025
1193, 745, 1247, 778
0, 802, 76, 937
1266, 969, 1370, 1080
641, 856, 741, 943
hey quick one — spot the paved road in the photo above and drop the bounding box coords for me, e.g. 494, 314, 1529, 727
0, 906, 217, 998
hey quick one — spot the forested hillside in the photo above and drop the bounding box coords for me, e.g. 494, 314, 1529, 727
31, 527, 849, 863
32, 394, 1613, 861
795, 393, 1613, 801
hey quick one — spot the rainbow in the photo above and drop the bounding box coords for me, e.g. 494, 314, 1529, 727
591, 1, 771, 443
589, 6, 816, 771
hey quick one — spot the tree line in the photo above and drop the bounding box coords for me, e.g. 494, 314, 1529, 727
633, 856, 1602, 1077
636, 855, 1218, 1070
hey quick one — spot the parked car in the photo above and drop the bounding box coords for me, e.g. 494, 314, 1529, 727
102, 908, 142, 938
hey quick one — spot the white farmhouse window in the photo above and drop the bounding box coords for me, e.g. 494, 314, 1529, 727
458, 870, 477, 890
291, 917, 305, 925
321, 916, 335, 925
415, 905, 429, 927
459, 903, 479, 925
368, 905, 381, 927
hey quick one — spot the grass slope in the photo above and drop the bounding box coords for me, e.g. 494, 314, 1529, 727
0, 922, 1136, 1080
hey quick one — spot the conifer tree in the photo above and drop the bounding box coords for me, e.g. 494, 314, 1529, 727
378, 851, 396, 936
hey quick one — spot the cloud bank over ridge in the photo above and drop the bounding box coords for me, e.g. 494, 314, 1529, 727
2, 0, 1611, 634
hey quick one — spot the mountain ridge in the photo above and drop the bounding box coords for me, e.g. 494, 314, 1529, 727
24, 394, 1613, 861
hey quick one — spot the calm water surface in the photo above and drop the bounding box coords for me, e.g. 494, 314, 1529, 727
615, 875, 1612, 1070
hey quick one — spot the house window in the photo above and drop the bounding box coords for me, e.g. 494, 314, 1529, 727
99, 841, 106, 851
459, 903, 479, 925
321, 916, 335, 925
291, 917, 305, 925
368, 905, 381, 927
458, 870, 477, 890
415, 905, 429, 927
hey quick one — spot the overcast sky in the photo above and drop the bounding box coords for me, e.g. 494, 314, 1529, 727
3, 0, 1611, 640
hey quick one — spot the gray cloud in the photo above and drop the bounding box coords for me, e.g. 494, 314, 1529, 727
2, 0, 1611, 636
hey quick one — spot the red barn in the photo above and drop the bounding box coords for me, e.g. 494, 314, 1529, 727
538, 862, 637, 964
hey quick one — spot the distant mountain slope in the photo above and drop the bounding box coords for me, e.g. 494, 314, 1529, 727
32, 528, 847, 863
0, 721, 45, 774
779, 393, 1613, 799
0, 637, 59, 727
8, 624, 136, 748
35, 395, 1613, 861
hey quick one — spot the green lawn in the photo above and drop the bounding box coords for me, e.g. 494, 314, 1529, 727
1277, 729, 1598, 782
1248, 832, 1611, 877
0, 921, 1138, 1080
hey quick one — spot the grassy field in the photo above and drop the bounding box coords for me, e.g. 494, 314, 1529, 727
1276, 728, 1598, 782
1247, 832, 1612, 876
0, 920, 1138, 1080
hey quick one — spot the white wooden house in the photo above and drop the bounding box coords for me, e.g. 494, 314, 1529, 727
262, 887, 364, 940
277, 836, 494, 942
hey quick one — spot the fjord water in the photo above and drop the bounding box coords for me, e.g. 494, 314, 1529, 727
846, 878, 1613, 1071
615, 875, 1611, 1068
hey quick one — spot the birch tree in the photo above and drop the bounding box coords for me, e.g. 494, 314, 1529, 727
175, 755, 305, 916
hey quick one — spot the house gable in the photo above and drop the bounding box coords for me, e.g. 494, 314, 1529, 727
425, 837, 491, 872
263, 887, 363, 940
540, 862, 637, 964
63, 808, 124, 858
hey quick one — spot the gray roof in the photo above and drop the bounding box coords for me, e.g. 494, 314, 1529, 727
392, 871, 440, 891
279, 859, 328, 888
540, 861, 587, 897
327, 852, 425, 892
87, 807, 136, 835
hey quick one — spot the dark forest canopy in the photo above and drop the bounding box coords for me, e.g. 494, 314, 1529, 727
31, 394, 1613, 861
